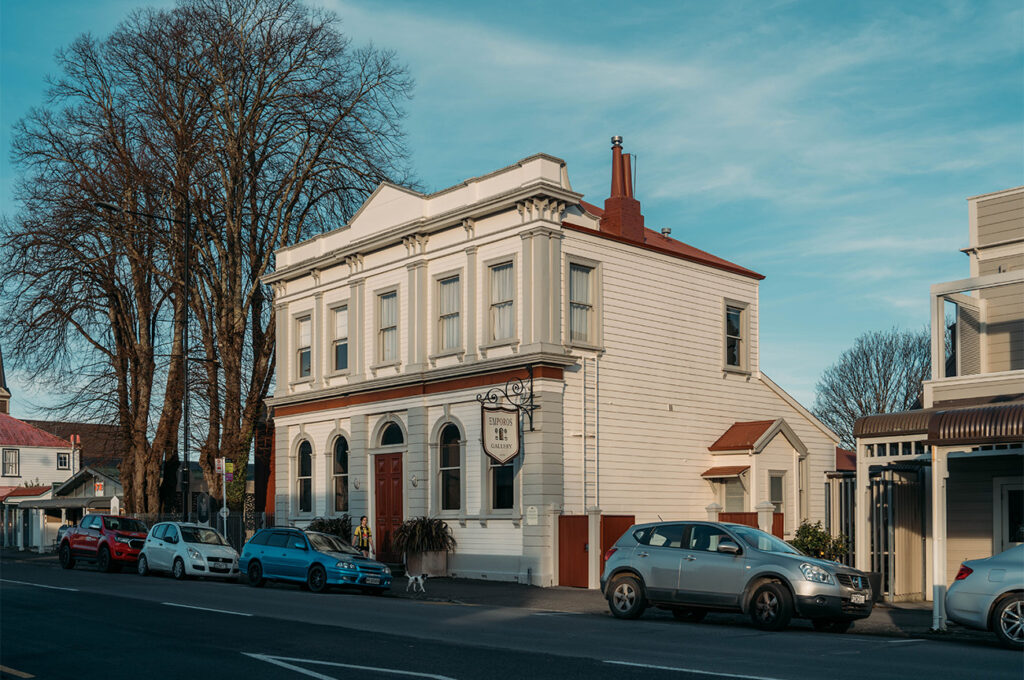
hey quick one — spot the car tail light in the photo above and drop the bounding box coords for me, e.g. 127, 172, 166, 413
603, 547, 617, 562
954, 564, 973, 581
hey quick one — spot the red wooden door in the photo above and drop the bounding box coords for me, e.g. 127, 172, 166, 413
374, 453, 403, 563
558, 515, 589, 587
600, 515, 635, 573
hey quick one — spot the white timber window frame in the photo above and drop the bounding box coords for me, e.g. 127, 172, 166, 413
374, 287, 400, 368
2, 449, 19, 477
332, 435, 349, 514
57, 452, 70, 470
433, 270, 464, 358
295, 440, 313, 516
723, 298, 751, 374
485, 259, 517, 346
295, 314, 312, 380
769, 470, 786, 516
564, 254, 603, 349
330, 303, 350, 374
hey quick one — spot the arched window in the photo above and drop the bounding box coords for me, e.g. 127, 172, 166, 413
297, 441, 312, 513
333, 437, 349, 513
439, 424, 460, 511
380, 422, 404, 446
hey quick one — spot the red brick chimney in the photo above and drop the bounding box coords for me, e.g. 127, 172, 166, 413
600, 135, 645, 242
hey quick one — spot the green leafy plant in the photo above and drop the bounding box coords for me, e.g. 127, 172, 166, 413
391, 516, 457, 555
307, 515, 353, 542
790, 521, 849, 561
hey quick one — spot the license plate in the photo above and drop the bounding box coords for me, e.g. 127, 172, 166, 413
364, 576, 380, 585
851, 593, 866, 604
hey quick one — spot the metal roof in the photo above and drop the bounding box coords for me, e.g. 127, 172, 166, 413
855, 398, 1024, 446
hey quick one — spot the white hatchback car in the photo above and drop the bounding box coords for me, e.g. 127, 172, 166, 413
138, 522, 239, 580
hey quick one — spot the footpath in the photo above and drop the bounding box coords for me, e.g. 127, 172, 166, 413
1, 548, 994, 645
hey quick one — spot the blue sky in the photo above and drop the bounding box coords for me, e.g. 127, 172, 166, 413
2, 0, 1022, 419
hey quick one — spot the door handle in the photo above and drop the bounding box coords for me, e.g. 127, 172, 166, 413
684, 555, 697, 561
637, 552, 649, 558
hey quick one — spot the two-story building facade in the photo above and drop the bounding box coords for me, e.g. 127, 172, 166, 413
854, 185, 1023, 626
265, 137, 839, 587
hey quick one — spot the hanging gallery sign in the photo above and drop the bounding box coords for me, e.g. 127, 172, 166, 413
481, 405, 521, 464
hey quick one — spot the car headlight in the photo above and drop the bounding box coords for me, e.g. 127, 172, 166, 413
800, 563, 834, 584
115, 536, 132, 544
383, 566, 391, 575
188, 547, 202, 560
335, 561, 355, 570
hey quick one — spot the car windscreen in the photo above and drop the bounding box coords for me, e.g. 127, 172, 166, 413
181, 527, 227, 546
307, 532, 360, 555
729, 525, 803, 555
105, 517, 148, 533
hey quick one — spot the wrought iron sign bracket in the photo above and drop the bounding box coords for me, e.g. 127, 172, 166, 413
475, 365, 539, 431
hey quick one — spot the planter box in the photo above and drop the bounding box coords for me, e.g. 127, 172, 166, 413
407, 550, 448, 577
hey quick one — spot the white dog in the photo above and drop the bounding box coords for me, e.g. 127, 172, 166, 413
406, 573, 428, 593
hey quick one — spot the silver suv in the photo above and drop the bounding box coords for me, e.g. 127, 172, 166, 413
601, 521, 873, 632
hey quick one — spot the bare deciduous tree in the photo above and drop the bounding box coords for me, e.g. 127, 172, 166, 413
2, 0, 413, 511
812, 327, 932, 448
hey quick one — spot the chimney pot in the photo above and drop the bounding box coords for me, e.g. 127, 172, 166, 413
661, 228, 671, 236
611, 135, 623, 148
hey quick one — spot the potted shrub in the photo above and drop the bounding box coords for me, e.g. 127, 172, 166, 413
391, 516, 457, 576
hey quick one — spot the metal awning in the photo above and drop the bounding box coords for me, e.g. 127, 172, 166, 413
855, 398, 1024, 446
701, 465, 749, 479
15, 496, 114, 510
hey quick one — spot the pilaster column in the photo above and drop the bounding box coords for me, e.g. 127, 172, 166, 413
532, 230, 551, 343
273, 283, 288, 394
406, 261, 428, 371
854, 442, 870, 572
350, 414, 370, 522
465, 246, 478, 361
349, 279, 365, 381
520, 232, 534, 346
548, 231, 563, 345
313, 291, 325, 386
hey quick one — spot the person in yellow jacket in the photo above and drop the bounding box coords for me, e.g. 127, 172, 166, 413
353, 515, 373, 557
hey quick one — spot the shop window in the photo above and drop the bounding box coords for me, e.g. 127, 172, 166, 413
490, 459, 514, 510
439, 424, 461, 511
333, 437, 349, 513
297, 441, 312, 513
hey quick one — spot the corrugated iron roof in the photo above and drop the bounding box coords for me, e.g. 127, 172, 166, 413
708, 420, 776, 451
0, 412, 72, 448
926, 401, 1024, 445
0, 485, 50, 501
701, 465, 750, 478
855, 397, 1024, 446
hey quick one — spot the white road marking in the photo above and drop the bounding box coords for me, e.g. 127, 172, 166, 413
243, 653, 457, 680
0, 664, 35, 678
162, 602, 252, 617
605, 660, 787, 680
888, 638, 926, 644
0, 578, 78, 592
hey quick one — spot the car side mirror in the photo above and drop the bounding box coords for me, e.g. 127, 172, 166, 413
718, 540, 741, 555
293, 541, 307, 550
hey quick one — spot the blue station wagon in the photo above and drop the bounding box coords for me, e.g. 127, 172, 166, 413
240, 528, 391, 594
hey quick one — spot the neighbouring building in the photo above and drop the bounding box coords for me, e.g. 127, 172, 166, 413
264, 137, 840, 587
853, 185, 1023, 626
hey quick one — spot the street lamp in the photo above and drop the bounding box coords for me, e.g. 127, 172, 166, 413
95, 200, 194, 522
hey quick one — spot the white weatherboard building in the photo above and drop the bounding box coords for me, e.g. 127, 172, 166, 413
265, 138, 839, 587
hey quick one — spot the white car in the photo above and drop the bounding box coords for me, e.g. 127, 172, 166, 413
946, 545, 1023, 650
137, 522, 239, 580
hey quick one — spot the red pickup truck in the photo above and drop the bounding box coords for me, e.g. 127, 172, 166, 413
58, 514, 149, 573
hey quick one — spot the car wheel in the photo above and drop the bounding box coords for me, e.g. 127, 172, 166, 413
137, 554, 150, 577
307, 564, 328, 594
672, 607, 707, 623
172, 557, 187, 580
58, 543, 75, 570
607, 575, 647, 620
98, 546, 116, 573
247, 560, 265, 588
993, 593, 1024, 650
749, 581, 793, 631
812, 618, 853, 634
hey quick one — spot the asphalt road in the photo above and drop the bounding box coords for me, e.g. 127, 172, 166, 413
1, 559, 1020, 680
